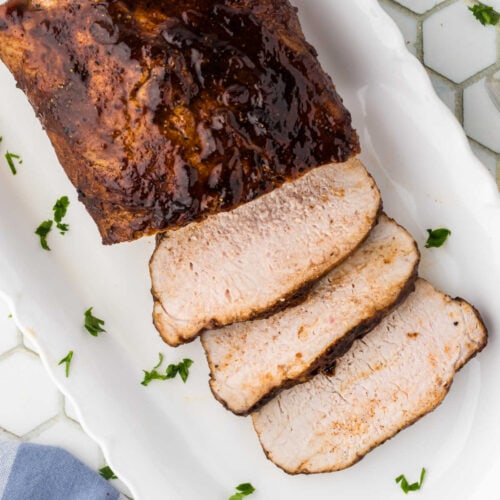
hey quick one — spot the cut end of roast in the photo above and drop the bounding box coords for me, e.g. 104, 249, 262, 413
252, 279, 487, 474
151, 158, 381, 346
202, 214, 420, 415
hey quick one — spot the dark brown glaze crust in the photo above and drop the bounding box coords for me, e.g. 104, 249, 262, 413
0, 0, 359, 244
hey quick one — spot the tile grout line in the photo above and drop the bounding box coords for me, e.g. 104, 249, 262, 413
0, 344, 39, 363
416, 18, 424, 61
469, 136, 500, 157
383, 0, 500, 186
457, 63, 500, 89
62, 395, 77, 422
21, 414, 63, 442
420, 0, 460, 20
456, 87, 465, 125
0, 427, 20, 441
380, 0, 420, 18
15, 328, 22, 347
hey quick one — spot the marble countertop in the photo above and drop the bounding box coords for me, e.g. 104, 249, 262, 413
0, 1, 498, 499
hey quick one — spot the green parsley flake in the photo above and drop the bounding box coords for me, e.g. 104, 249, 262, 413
425, 228, 451, 248
396, 468, 426, 494
84, 307, 106, 336
57, 223, 69, 234
141, 354, 194, 386
5, 151, 22, 175
469, 2, 500, 25
53, 196, 70, 234
58, 350, 74, 378
35, 220, 53, 251
229, 483, 256, 500
98, 466, 117, 481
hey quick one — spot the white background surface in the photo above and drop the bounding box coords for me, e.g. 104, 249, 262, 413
0, 1, 499, 499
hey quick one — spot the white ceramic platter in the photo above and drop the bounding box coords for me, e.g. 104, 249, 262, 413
1, 1, 500, 499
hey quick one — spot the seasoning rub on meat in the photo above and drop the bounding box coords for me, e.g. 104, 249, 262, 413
202, 215, 419, 415
151, 159, 381, 346
252, 280, 487, 474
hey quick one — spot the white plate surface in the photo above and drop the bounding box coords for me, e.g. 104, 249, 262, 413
1, 1, 500, 499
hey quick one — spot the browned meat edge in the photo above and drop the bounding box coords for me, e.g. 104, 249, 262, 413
256, 296, 488, 475
151, 196, 383, 347
202, 217, 418, 415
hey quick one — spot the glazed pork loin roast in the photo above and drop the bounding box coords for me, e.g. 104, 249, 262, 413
0, 0, 360, 244
252, 279, 487, 474
0, 0, 488, 477
202, 215, 420, 415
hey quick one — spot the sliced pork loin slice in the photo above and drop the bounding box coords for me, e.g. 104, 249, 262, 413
151, 158, 381, 346
252, 279, 487, 474
202, 215, 419, 415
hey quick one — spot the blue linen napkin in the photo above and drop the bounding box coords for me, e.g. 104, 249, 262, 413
0, 441, 124, 500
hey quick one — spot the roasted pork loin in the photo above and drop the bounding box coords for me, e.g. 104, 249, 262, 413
0, 0, 359, 243
151, 158, 381, 346
252, 279, 487, 474
202, 215, 419, 415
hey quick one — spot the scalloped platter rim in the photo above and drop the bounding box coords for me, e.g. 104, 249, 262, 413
1, 1, 500, 499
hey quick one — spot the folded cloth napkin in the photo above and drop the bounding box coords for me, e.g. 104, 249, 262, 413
0, 441, 124, 500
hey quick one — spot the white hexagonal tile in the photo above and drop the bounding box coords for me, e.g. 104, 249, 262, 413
30, 419, 102, 470
0, 350, 60, 435
22, 332, 39, 354
380, 2, 418, 56
486, 70, 500, 113
469, 141, 498, 178
391, 0, 446, 14
429, 73, 456, 115
0, 301, 18, 355
0, 428, 17, 440
464, 77, 500, 154
64, 397, 80, 423
423, 2, 497, 83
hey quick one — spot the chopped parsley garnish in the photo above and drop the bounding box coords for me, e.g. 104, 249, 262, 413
34, 196, 71, 249
396, 468, 426, 494
425, 228, 451, 248
58, 350, 74, 377
84, 307, 106, 336
141, 354, 194, 386
56, 222, 69, 235
98, 466, 117, 480
229, 483, 256, 500
469, 2, 500, 25
35, 220, 53, 251
5, 151, 22, 175
53, 196, 70, 234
